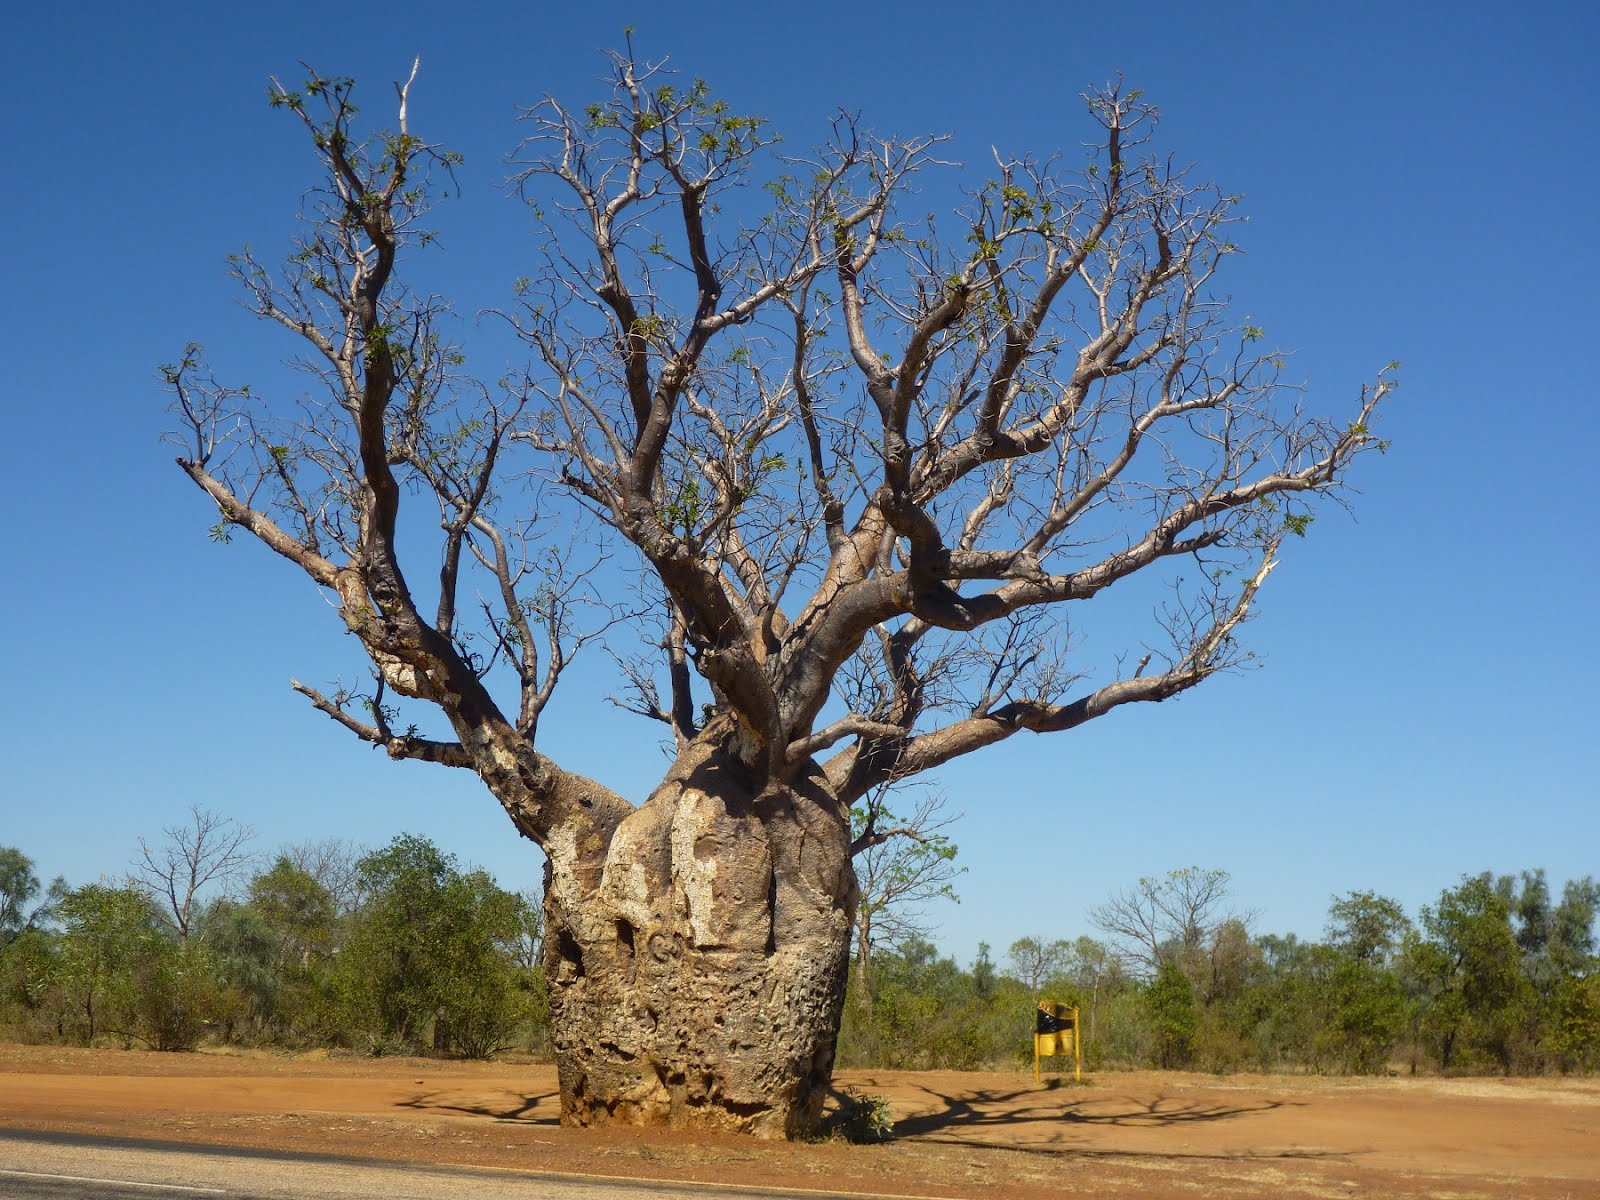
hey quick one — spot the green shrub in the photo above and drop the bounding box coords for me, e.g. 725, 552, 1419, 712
826, 1091, 895, 1143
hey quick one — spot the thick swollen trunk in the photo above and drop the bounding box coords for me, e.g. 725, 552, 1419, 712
540, 738, 856, 1138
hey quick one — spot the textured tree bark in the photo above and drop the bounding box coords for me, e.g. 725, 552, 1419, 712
540, 735, 856, 1138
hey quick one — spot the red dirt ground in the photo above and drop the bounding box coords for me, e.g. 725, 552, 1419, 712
1, 1044, 1596, 1198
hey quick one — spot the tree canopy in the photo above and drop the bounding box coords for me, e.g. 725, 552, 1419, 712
166, 55, 1394, 815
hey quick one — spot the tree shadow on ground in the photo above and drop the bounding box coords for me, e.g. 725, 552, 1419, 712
881, 1083, 1329, 1160
397, 1089, 560, 1124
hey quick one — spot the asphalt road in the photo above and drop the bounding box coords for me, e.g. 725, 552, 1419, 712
0, 1130, 896, 1200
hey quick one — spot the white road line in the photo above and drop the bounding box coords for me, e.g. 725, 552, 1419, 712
0, 1166, 227, 1193
456, 1160, 960, 1199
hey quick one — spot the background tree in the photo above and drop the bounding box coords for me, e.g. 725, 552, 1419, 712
1549, 972, 1600, 1072
509, 886, 553, 1058
1408, 874, 1531, 1072
511, 888, 545, 971
1497, 870, 1597, 1071
1188, 916, 1262, 1068
281, 837, 366, 917
130, 936, 230, 1052
1327, 890, 1410, 966
336, 834, 532, 1057
1089, 867, 1240, 977
51, 882, 229, 1051
848, 783, 961, 1002
0, 847, 67, 1042
1, 847, 65, 950
197, 856, 343, 1043
336, 835, 458, 1051
166, 52, 1393, 1135
1145, 959, 1198, 1069
1006, 936, 1072, 992
250, 857, 340, 967
1503, 872, 1597, 992
131, 806, 256, 944
1247, 933, 1324, 1070
1541, 875, 1600, 1070
1318, 891, 1411, 1073
971, 941, 997, 1000
196, 897, 279, 1042
0, 925, 61, 1042
1062, 936, 1125, 1058
431, 868, 539, 1058
55, 884, 164, 1044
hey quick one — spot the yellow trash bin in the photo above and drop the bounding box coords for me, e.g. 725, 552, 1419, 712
1034, 1001, 1081, 1082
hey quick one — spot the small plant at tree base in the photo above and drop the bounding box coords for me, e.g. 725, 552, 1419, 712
824, 1090, 896, 1143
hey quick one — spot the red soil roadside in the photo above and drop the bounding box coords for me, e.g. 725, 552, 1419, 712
2, 1044, 1595, 1198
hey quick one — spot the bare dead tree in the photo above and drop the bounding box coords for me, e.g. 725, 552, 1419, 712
131, 805, 256, 945
166, 52, 1394, 1137
1088, 865, 1242, 977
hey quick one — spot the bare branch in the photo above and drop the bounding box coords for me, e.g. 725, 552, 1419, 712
291, 679, 474, 767
131, 805, 256, 944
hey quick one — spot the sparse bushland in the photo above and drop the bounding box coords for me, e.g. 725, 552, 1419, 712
0, 837, 548, 1059
838, 871, 1598, 1077
4, 840, 1594, 1078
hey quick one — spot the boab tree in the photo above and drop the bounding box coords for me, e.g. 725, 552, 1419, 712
166, 52, 1393, 1136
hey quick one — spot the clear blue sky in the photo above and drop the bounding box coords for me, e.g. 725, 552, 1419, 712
2, 1, 1596, 966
